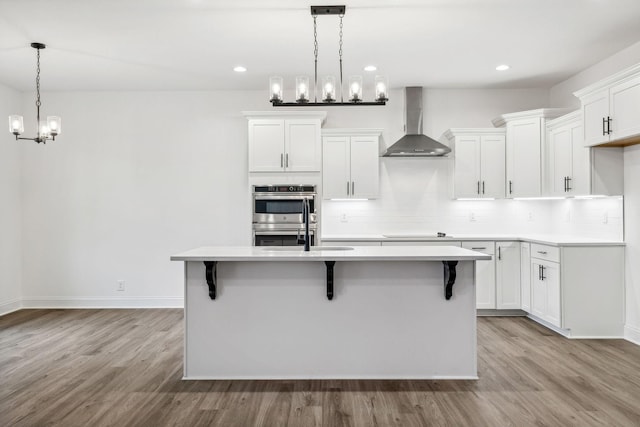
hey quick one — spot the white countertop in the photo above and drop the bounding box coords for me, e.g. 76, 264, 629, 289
171, 245, 492, 262
321, 233, 625, 247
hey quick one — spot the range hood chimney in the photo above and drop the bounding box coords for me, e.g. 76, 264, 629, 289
383, 87, 451, 157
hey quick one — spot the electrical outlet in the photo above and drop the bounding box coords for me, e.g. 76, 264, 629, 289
469, 211, 476, 222
528, 211, 533, 222
117, 280, 125, 291
603, 212, 609, 224
340, 213, 348, 222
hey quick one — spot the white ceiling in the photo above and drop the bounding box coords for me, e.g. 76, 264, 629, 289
1, 0, 640, 94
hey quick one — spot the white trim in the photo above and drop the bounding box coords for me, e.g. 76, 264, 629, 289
545, 110, 581, 129
183, 375, 479, 380
491, 108, 573, 128
573, 62, 640, 99
21, 296, 183, 309
0, 298, 22, 316
242, 111, 327, 122
625, 324, 640, 345
321, 128, 383, 137
526, 314, 571, 337
441, 128, 506, 141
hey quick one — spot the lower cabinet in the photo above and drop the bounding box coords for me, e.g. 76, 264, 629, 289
461, 242, 495, 309
495, 241, 521, 309
531, 257, 561, 328
520, 242, 531, 312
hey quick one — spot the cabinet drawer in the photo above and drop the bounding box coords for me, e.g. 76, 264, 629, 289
530, 243, 560, 262
462, 241, 495, 255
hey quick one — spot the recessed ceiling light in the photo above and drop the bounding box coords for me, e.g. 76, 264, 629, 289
233, 66, 247, 73
496, 64, 510, 71
364, 65, 377, 72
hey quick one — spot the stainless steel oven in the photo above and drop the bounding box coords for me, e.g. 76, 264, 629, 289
252, 185, 317, 246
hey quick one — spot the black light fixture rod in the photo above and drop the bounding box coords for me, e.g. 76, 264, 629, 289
310, 5, 346, 15
272, 102, 386, 107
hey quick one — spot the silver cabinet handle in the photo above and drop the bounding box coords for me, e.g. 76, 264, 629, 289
477, 181, 480, 194
352, 181, 355, 195
509, 180, 513, 194
607, 116, 612, 135
566, 176, 572, 191
280, 153, 284, 168
471, 247, 486, 250
482, 181, 485, 194
285, 153, 289, 168
603, 117, 607, 136
498, 246, 501, 260
537, 251, 547, 255
540, 265, 546, 281
347, 182, 350, 195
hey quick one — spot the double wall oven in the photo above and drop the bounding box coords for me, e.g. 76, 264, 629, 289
252, 185, 317, 246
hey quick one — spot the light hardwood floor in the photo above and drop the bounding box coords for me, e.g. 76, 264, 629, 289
1, 309, 639, 426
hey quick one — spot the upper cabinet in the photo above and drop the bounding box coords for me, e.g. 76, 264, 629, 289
574, 63, 640, 148
322, 129, 382, 199
244, 112, 326, 173
443, 129, 506, 199
546, 111, 623, 196
493, 109, 571, 198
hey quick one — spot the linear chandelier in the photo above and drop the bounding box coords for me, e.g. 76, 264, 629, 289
270, 5, 388, 107
9, 43, 61, 144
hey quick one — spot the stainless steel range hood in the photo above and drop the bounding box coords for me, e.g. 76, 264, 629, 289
383, 87, 451, 157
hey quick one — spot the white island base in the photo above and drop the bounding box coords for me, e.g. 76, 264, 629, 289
173, 246, 488, 380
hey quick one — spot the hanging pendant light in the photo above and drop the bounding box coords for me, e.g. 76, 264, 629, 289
269, 6, 388, 107
8, 43, 61, 144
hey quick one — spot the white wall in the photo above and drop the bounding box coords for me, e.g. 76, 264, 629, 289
20, 91, 266, 306
549, 39, 640, 344
0, 83, 22, 315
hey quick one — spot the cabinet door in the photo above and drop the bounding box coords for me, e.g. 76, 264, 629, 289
541, 261, 561, 328
569, 123, 590, 195
520, 243, 531, 312
496, 242, 521, 309
462, 242, 495, 309
350, 136, 379, 199
609, 75, 640, 141
582, 90, 610, 147
285, 120, 320, 172
549, 126, 573, 196
453, 136, 481, 198
248, 120, 285, 172
322, 136, 350, 199
506, 118, 542, 198
480, 135, 506, 198
531, 261, 547, 319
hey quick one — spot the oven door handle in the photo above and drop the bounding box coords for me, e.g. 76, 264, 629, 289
254, 195, 317, 200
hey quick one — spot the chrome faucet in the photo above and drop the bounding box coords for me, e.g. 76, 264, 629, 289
298, 198, 311, 251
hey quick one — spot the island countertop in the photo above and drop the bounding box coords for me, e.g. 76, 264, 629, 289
170, 245, 492, 262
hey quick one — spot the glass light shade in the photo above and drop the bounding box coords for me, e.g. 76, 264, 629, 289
9, 115, 24, 135
348, 75, 363, 102
269, 76, 283, 103
38, 121, 51, 139
322, 76, 336, 102
47, 116, 61, 135
295, 76, 310, 103
374, 76, 389, 101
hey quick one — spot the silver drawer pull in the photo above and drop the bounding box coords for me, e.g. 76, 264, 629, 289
537, 251, 548, 255
471, 247, 486, 250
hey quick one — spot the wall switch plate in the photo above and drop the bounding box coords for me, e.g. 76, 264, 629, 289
340, 213, 348, 222
469, 211, 476, 222
528, 212, 533, 222
603, 212, 609, 224
117, 280, 125, 291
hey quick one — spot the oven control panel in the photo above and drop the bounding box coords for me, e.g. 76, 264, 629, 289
253, 185, 315, 193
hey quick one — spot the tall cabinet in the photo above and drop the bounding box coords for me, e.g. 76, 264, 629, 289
492, 109, 570, 198
443, 129, 506, 199
322, 129, 382, 199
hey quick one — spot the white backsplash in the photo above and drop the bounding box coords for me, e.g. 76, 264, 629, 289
321, 158, 624, 240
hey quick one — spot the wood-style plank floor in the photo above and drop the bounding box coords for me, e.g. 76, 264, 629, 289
1, 309, 639, 427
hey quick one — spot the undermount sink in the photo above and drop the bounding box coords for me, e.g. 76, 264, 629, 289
261, 246, 354, 252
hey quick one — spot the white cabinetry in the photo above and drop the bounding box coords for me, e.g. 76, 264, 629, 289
495, 241, 521, 310
443, 129, 505, 199
520, 242, 531, 312
381, 241, 461, 247
322, 129, 381, 199
547, 111, 623, 196
244, 112, 326, 173
493, 109, 570, 198
461, 242, 495, 309
575, 64, 640, 147
527, 243, 624, 337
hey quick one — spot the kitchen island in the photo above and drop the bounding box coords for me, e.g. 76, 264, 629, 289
171, 246, 490, 380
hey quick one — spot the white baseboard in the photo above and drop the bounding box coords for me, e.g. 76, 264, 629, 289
0, 298, 22, 316
625, 324, 640, 346
526, 314, 571, 337
21, 296, 184, 309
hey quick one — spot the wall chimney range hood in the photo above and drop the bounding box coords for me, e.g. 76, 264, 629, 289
383, 87, 451, 157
